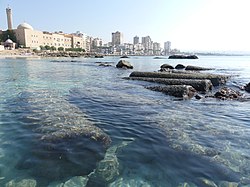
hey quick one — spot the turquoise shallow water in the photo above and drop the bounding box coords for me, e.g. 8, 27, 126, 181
0, 56, 250, 186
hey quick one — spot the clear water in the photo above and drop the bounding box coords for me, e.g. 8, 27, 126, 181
0, 56, 250, 186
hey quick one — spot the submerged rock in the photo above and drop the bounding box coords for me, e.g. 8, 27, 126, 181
95, 139, 134, 182
63, 176, 89, 187
218, 181, 238, 187
178, 182, 197, 187
108, 177, 152, 187
13, 90, 111, 180
116, 60, 133, 69
5, 179, 37, 187
197, 178, 218, 187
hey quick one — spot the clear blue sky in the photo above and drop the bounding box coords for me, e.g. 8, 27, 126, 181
0, 0, 250, 52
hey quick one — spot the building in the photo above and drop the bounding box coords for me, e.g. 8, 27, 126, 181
153, 42, 161, 55
112, 31, 123, 46
164, 41, 171, 55
6, 7, 13, 30
142, 36, 153, 55
133, 36, 139, 45
14, 22, 85, 50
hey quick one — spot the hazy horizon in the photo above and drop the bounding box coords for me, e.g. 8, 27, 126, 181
0, 0, 249, 52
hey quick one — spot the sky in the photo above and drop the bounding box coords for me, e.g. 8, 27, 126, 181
0, 0, 250, 52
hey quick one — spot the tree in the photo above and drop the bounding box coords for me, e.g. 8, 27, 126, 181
51, 46, 56, 51
44, 45, 51, 50
58, 47, 64, 51
40, 45, 45, 50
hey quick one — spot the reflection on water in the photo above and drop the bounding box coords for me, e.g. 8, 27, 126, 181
0, 56, 250, 186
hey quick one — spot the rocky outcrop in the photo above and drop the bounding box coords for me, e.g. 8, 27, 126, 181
125, 77, 212, 92
160, 64, 174, 69
116, 60, 133, 69
146, 85, 196, 98
169, 55, 198, 59
129, 71, 229, 86
245, 82, 250, 92
185, 65, 214, 71
214, 87, 242, 100
175, 64, 186, 69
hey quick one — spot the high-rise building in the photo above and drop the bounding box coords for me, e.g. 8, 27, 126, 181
133, 36, 139, 45
6, 7, 13, 30
164, 41, 171, 55
112, 31, 123, 46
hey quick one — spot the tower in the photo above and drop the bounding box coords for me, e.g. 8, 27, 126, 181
6, 7, 13, 30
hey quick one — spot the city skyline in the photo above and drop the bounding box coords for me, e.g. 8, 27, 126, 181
0, 0, 250, 52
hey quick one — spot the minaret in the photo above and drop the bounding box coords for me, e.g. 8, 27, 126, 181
6, 6, 13, 30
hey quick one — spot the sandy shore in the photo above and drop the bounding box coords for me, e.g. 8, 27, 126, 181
0, 49, 40, 59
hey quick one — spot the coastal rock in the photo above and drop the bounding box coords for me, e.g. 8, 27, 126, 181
185, 65, 214, 71
175, 64, 186, 69
14, 90, 111, 180
218, 181, 238, 187
244, 82, 250, 92
99, 63, 112, 67
126, 77, 213, 92
63, 176, 89, 187
197, 178, 218, 187
214, 87, 242, 100
95, 139, 134, 182
146, 85, 196, 98
116, 60, 133, 69
5, 179, 37, 187
120, 55, 129, 58
108, 177, 151, 187
169, 55, 198, 59
160, 64, 174, 69
130, 71, 229, 86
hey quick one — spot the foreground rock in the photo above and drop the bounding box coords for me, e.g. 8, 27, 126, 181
214, 87, 242, 100
245, 82, 250, 92
169, 55, 198, 59
126, 77, 212, 92
14, 90, 111, 179
185, 65, 214, 71
116, 60, 133, 69
175, 64, 186, 69
130, 71, 229, 86
160, 64, 174, 69
6, 179, 37, 187
146, 85, 196, 98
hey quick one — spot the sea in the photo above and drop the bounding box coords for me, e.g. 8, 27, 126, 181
0, 55, 250, 187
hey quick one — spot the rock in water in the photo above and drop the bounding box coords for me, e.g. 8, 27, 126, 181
5, 179, 37, 187
214, 87, 242, 100
129, 71, 229, 86
185, 65, 214, 71
13, 90, 111, 180
245, 83, 250, 92
108, 177, 152, 187
95, 139, 134, 182
168, 55, 198, 59
160, 64, 174, 69
126, 77, 212, 92
116, 60, 133, 69
63, 176, 89, 187
146, 85, 196, 98
175, 64, 186, 69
